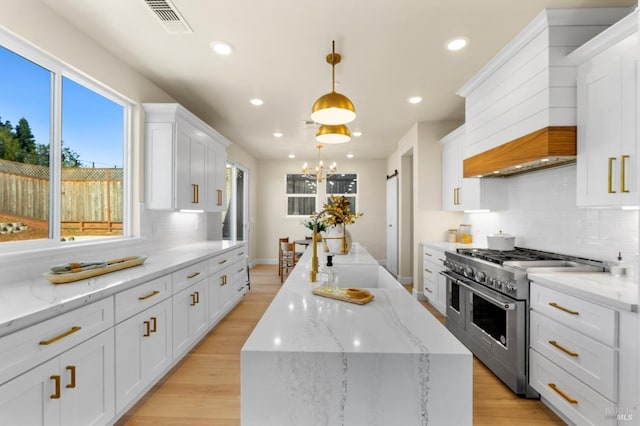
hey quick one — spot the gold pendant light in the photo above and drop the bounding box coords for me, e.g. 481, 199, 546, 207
316, 124, 351, 144
311, 40, 356, 126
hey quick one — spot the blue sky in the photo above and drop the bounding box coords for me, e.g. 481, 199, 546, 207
0, 46, 123, 168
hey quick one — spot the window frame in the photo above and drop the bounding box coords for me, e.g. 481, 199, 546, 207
0, 26, 133, 252
325, 173, 359, 213
285, 174, 318, 217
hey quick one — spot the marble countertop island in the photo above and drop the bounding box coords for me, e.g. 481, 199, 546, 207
241, 243, 472, 426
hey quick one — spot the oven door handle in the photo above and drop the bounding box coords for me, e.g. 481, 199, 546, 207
441, 271, 516, 311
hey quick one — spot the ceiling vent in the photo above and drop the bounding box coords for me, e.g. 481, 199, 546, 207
144, 0, 193, 34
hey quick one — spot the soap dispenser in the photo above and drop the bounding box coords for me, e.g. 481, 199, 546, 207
611, 252, 627, 278
322, 255, 338, 292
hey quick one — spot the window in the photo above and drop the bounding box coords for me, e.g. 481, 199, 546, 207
326, 173, 358, 213
223, 161, 248, 241
286, 174, 317, 216
0, 30, 130, 248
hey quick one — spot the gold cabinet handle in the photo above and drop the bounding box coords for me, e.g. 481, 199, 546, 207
425, 252, 432, 257
425, 268, 432, 274
192, 183, 199, 204
187, 272, 201, 279
549, 340, 579, 357
50, 375, 61, 399
143, 320, 151, 337
195, 291, 200, 303
453, 187, 459, 205
138, 290, 160, 301
237, 268, 244, 273
66, 365, 76, 389
217, 189, 223, 206
425, 287, 433, 293
548, 383, 578, 404
39, 326, 82, 345
218, 259, 228, 265
150, 316, 157, 333
190, 293, 197, 306
608, 157, 616, 193
549, 302, 579, 316
621, 155, 629, 193
237, 252, 245, 256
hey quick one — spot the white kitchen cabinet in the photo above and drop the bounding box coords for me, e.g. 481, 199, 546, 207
440, 125, 506, 211
0, 329, 115, 426
115, 297, 172, 413
569, 12, 639, 207
528, 281, 638, 425
206, 141, 227, 212
172, 277, 208, 359
422, 244, 446, 316
143, 103, 230, 211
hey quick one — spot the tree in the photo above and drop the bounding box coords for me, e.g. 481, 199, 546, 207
15, 117, 36, 154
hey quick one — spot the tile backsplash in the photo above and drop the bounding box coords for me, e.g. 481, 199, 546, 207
465, 164, 639, 278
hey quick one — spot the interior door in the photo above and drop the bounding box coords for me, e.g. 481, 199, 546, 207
386, 174, 398, 276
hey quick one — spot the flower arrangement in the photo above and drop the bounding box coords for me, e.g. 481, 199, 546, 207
318, 195, 363, 226
301, 218, 327, 233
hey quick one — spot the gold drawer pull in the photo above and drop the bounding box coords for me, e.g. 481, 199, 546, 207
66, 365, 76, 388
192, 184, 199, 204
40, 326, 82, 345
144, 320, 151, 337
138, 290, 160, 301
237, 252, 245, 256
50, 375, 61, 399
549, 340, 578, 357
217, 189, 223, 206
425, 252, 432, 257
218, 259, 228, 265
187, 272, 201, 279
237, 268, 244, 273
608, 157, 616, 193
548, 383, 578, 404
621, 155, 629, 193
425, 268, 432, 274
549, 302, 579, 316
190, 293, 197, 306
150, 316, 157, 333
425, 287, 433, 293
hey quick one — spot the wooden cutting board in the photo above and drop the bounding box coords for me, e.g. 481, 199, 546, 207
312, 286, 374, 305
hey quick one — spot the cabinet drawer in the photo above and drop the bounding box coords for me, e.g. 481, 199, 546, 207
208, 251, 234, 275
0, 297, 114, 385
115, 275, 171, 323
530, 283, 617, 346
529, 350, 616, 426
530, 311, 617, 401
423, 277, 438, 301
172, 260, 208, 293
423, 246, 445, 268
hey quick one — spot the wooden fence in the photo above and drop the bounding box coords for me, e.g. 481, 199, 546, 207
0, 158, 123, 226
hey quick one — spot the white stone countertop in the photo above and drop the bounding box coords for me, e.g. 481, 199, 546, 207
529, 272, 638, 313
421, 240, 484, 252
243, 242, 470, 356
0, 240, 244, 336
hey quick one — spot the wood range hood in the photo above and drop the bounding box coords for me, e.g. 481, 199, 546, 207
463, 126, 577, 178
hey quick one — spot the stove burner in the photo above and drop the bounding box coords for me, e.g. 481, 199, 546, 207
456, 247, 565, 265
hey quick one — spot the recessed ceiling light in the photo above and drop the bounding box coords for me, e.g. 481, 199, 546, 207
288, 154, 295, 159
445, 37, 469, 51
250, 98, 263, 106
210, 41, 233, 55
346, 153, 354, 158
273, 132, 283, 138
408, 96, 422, 104
352, 131, 362, 137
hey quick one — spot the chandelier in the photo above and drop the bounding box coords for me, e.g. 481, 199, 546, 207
302, 144, 337, 183
311, 41, 355, 143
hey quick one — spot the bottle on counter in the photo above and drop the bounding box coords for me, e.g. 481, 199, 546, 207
610, 252, 627, 278
320, 255, 338, 292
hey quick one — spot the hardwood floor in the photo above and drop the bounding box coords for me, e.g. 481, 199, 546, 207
118, 265, 564, 425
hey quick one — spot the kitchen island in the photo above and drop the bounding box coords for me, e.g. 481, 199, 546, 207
241, 243, 472, 426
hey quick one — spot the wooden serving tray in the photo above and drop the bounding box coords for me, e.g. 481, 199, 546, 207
312, 286, 374, 305
44, 256, 147, 284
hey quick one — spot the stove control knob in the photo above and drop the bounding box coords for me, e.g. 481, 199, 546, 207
464, 266, 474, 278
475, 271, 486, 283
495, 280, 505, 291
505, 282, 517, 293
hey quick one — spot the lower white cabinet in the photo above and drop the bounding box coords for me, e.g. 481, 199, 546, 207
0, 329, 115, 426
422, 244, 446, 316
172, 277, 208, 359
115, 297, 172, 412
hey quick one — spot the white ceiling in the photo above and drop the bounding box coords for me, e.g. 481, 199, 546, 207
39, 0, 635, 161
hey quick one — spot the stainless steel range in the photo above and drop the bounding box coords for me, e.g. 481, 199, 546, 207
441, 247, 605, 397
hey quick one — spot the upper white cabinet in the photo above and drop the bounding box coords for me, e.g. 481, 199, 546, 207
568, 12, 639, 207
440, 125, 507, 211
143, 103, 230, 211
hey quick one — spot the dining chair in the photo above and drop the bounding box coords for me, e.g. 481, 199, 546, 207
280, 242, 302, 283
278, 237, 289, 277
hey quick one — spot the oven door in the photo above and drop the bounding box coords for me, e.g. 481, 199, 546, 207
442, 271, 465, 330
